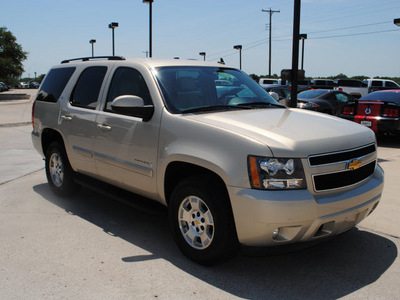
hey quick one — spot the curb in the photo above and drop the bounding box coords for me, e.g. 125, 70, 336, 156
0, 122, 31, 128
0, 94, 30, 101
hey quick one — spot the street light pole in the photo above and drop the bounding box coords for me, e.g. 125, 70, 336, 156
143, 0, 154, 57
89, 39, 96, 57
108, 22, 119, 56
199, 52, 206, 61
299, 34, 307, 71
233, 45, 242, 70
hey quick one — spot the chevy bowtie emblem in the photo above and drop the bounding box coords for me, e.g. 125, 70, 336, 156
347, 159, 362, 170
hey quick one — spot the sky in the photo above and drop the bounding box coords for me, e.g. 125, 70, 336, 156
3, 0, 400, 79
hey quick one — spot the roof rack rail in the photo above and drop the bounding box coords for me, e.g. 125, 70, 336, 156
61, 56, 126, 64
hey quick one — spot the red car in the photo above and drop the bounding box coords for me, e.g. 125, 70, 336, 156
340, 90, 400, 136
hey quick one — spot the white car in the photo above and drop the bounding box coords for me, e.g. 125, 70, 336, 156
363, 78, 400, 93
18, 82, 29, 89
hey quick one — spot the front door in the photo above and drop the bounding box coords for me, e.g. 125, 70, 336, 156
94, 67, 159, 199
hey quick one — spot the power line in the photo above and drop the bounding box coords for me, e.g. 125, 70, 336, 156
206, 27, 399, 62
308, 28, 400, 40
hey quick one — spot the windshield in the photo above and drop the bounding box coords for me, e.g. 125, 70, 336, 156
298, 89, 328, 99
154, 66, 281, 113
360, 91, 400, 104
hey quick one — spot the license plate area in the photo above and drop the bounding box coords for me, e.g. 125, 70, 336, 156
361, 120, 372, 127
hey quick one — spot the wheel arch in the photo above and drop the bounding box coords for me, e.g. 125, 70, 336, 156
41, 128, 65, 156
164, 161, 229, 206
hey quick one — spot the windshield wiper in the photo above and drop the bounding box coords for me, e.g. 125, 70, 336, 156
236, 102, 286, 108
181, 105, 250, 114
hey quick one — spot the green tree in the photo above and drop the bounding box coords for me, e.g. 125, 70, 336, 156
0, 27, 28, 85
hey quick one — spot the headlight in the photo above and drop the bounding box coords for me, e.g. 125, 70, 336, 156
248, 156, 307, 190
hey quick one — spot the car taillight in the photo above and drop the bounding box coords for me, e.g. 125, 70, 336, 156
342, 106, 354, 115
338, 88, 343, 92
383, 107, 399, 118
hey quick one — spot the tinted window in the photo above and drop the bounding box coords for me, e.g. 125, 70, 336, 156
70, 67, 107, 109
262, 79, 278, 84
361, 91, 400, 104
105, 67, 152, 111
385, 81, 399, 88
335, 93, 351, 103
336, 80, 362, 87
298, 90, 328, 99
36, 67, 75, 102
371, 81, 383, 87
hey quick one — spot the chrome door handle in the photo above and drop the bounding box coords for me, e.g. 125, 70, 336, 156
61, 115, 72, 121
97, 123, 112, 131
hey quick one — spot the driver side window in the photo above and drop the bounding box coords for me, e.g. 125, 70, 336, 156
105, 67, 151, 111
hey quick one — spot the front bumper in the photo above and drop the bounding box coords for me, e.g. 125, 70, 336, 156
228, 165, 384, 247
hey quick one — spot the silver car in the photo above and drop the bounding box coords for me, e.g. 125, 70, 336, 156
32, 57, 384, 264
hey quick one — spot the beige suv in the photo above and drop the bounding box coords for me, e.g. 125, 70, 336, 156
32, 56, 384, 264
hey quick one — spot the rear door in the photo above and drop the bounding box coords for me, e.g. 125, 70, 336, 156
59, 66, 108, 176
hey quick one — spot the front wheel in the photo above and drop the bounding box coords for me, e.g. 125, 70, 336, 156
168, 177, 239, 265
45, 142, 80, 197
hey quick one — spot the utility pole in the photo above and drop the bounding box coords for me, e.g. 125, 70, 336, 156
290, 0, 301, 108
262, 8, 280, 77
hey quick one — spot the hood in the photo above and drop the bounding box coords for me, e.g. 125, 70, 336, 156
188, 108, 375, 157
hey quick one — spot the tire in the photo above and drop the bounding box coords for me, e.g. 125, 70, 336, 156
45, 142, 80, 197
168, 176, 239, 265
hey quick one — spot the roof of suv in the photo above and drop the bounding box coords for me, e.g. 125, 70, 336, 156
59, 56, 227, 69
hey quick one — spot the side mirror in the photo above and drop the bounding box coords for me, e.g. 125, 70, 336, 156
111, 95, 154, 122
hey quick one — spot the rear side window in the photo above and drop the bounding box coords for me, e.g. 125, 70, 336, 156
36, 67, 75, 103
337, 80, 362, 87
70, 67, 107, 109
371, 81, 383, 87
385, 81, 399, 88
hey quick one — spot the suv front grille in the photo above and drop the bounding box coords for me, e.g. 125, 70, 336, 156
309, 144, 376, 166
309, 144, 377, 192
314, 161, 376, 191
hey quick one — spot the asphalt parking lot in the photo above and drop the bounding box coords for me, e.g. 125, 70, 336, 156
0, 89, 399, 299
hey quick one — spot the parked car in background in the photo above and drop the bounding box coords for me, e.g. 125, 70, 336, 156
28, 81, 40, 89
297, 89, 355, 116
258, 78, 287, 87
296, 79, 311, 93
340, 90, 400, 136
363, 79, 400, 93
0, 82, 9, 92
18, 82, 29, 89
310, 79, 336, 90
334, 79, 368, 99
262, 85, 291, 106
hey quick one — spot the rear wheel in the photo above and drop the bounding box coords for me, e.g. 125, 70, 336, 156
168, 176, 239, 265
45, 142, 80, 196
